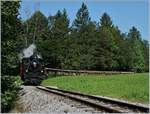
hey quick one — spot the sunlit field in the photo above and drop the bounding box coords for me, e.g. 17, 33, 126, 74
42, 73, 149, 104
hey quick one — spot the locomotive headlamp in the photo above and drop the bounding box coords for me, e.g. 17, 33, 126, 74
33, 62, 37, 68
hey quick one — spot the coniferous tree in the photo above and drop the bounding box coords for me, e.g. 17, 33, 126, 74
41, 9, 70, 68
100, 12, 112, 27
127, 26, 145, 72
71, 2, 98, 70
111, 26, 126, 70
73, 2, 90, 30
95, 13, 118, 70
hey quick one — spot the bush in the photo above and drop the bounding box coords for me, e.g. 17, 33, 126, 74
1, 76, 22, 113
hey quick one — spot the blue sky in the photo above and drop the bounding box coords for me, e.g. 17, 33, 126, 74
19, 0, 149, 40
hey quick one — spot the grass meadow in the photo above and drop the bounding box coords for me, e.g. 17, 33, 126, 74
42, 73, 149, 104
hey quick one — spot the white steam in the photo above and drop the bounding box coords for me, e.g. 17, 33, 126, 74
23, 44, 36, 58
19, 44, 42, 60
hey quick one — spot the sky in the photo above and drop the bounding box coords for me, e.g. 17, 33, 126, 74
19, 0, 149, 40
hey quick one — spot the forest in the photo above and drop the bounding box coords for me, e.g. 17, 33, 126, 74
1, 1, 149, 112
20, 3, 148, 72
2, 2, 149, 73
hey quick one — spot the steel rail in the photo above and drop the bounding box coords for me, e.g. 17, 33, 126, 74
37, 86, 149, 113
45, 86, 149, 113
37, 86, 122, 113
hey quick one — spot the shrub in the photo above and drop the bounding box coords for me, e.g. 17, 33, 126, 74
1, 76, 22, 112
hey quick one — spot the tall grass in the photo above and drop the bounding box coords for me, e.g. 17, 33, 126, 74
42, 73, 149, 103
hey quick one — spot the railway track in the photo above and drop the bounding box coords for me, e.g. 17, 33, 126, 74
37, 86, 149, 113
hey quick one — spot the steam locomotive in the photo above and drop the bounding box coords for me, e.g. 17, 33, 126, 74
19, 52, 46, 85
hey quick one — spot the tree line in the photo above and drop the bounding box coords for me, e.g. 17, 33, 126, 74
2, 2, 149, 75
22, 3, 148, 72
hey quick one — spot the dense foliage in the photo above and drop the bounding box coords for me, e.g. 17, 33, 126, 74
25, 3, 148, 72
1, 76, 21, 112
1, 1, 22, 112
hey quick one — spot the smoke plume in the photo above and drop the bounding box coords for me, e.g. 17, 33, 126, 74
19, 44, 42, 60
23, 44, 36, 58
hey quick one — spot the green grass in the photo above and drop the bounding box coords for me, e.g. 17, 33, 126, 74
42, 73, 149, 104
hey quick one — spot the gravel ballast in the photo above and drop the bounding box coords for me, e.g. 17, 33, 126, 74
10, 86, 102, 113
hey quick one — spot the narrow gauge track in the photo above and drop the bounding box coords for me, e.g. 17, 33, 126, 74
37, 86, 149, 113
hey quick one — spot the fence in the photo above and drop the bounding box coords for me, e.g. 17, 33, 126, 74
45, 68, 134, 76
